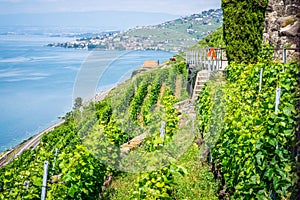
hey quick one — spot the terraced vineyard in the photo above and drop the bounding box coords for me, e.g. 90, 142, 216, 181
1, 1, 299, 198
0, 56, 201, 199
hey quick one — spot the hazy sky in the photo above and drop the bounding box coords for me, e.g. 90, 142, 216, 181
0, 0, 221, 15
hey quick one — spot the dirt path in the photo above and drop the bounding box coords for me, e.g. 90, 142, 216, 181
119, 99, 196, 154
175, 75, 183, 99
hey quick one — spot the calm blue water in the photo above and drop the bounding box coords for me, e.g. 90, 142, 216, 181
0, 34, 173, 152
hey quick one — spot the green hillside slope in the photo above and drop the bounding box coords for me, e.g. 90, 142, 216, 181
1, 1, 299, 199
49, 9, 223, 52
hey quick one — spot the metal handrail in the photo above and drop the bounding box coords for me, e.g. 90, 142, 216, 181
186, 47, 300, 67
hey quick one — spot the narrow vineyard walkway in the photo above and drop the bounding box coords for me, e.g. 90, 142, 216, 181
106, 100, 220, 200
120, 99, 196, 154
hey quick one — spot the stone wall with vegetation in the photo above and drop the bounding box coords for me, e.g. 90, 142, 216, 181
263, 0, 300, 61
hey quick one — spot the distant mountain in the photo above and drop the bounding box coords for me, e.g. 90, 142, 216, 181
48, 9, 223, 52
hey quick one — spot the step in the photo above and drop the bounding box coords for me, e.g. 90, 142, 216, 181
197, 73, 209, 76
196, 80, 207, 84
120, 133, 146, 154
197, 77, 209, 81
197, 74, 209, 77
191, 70, 210, 100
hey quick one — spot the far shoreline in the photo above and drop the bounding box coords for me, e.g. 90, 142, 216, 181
0, 87, 114, 167
0, 55, 171, 167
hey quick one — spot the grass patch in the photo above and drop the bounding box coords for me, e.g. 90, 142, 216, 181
102, 172, 137, 199
104, 143, 219, 199
172, 144, 219, 200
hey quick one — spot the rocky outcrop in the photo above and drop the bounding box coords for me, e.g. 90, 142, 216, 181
263, 0, 300, 61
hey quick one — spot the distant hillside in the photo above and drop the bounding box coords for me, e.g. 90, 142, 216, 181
188, 27, 225, 49
48, 9, 223, 52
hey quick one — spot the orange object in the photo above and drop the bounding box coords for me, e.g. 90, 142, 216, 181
207, 48, 217, 59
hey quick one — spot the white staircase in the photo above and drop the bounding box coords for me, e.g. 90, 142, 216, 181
192, 70, 209, 100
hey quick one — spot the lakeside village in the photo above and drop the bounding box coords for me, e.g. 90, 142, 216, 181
47, 9, 223, 52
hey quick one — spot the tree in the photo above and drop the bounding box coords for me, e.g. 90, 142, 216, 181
73, 97, 83, 109
222, 0, 268, 64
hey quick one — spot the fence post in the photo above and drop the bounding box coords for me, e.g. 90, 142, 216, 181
195, 50, 198, 67
220, 48, 223, 70
275, 88, 281, 114
283, 48, 286, 64
259, 68, 263, 93
52, 148, 58, 170
160, 121, 166, 138
41, 161, 49, 200
186, 51, 188, 64
24, 180, 29, 192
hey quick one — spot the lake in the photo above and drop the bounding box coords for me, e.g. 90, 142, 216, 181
0, 33, 173, 152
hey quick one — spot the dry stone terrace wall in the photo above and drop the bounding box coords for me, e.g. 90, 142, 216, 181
263, 0, 300, 61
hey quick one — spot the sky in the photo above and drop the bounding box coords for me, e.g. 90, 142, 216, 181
0, 0, 221, 15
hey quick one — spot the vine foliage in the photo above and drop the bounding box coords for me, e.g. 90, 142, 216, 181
197, 46, 300, 198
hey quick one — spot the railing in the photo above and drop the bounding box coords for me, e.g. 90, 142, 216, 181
186, 47, 299, 71
186, 48, 228, 72
185, 47, 299, 99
